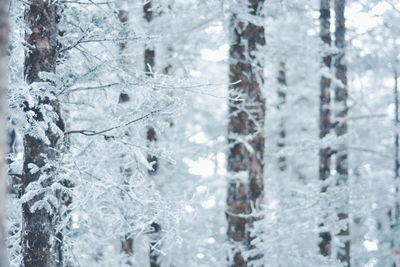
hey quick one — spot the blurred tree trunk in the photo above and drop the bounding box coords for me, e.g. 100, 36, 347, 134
21, 1, 65, 266
318, 0, 332, 258
395, 69, 399, 188
0, 0, 9, 264
57, 6, 73, 266
7, 127, 16, 173
391, 68, 399, 266
116, 0, 135, 261
277, 62, 287, 172
226, 1, 266, 266
144, 1, 157, 175
333, 0, 350, 265
7, 125, 17, 196
144, 2, 161, 267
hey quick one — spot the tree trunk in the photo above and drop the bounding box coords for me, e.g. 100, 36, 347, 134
21, 2, 64, 266
227, 1, 266, 266
144, 2, 161, 267
0, 0, 9, 264
149, 222, 161, 267
115, 0, 135, 261
318, 0, 333, 258
277, 62, 287, 172
333, 0, 350, 265
395, 69, 399, 180
7, 125, 16, 187
144, 0, 158, 176
391, 69, 399, 266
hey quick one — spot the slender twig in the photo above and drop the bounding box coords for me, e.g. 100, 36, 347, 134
348, 146, 393, 159
65, 110, 161, 137
60, 35, 86, 53
346, 114, 387, 121
78, 36, 156, 44
60, 36, 157, 54
67, 82, 122, 93
62, 0, 113, 4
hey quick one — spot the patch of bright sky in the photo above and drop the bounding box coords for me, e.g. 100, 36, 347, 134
387, 103, 395, 118
189, 69, 202, 77
196, 253, 205, 259
365, 259, 378, 267
207, 237, 215, 244
189, 132, 209, 144
345, 2, 383, 56
183, 157, 215, 177
196, 185, 208, 193
201, 22, 228, 62
186, 20, 228, 179
183, 152, 226, 178
185, 204, 195, 214
216, 152, 227, 176
364, 240, 378, 251
346, 2, 388, 32
202, 197, 216, 209
201, 44, 229, 62
268, 199, 279, 210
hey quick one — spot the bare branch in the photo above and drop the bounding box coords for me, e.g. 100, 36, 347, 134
65, 109, 162, 137
346, 114, 387, 121
61, 0, 113, 5
348, 146, 393, 159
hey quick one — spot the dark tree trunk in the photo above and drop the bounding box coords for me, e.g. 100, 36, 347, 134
7, 127, 21, 198
144, 2, 161, 267
395, 70, 399, 181
334, 0, 350, 265
391, 69, 399, 266
57, 7, 73, 266
149, 222, 161, 267
116, 0, 135, 261
0, 0, 9, 264
144, 0, 158, 176
318, 0, 333, 258
21, 2, 64, 266
7, 128, 15, 166
277, 62, 287, 172
227, 1, 266, 266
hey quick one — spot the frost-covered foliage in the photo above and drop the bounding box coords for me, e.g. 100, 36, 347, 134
6, 0, 230, 266
4, 0, 400, 266
255, 0, 400, 266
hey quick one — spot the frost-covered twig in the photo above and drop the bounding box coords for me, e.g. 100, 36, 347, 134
65, 109, 162, 137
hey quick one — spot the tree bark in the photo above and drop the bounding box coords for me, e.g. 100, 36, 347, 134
277, 62, 287, 172
227, 1, 266, 266
334, 0, 350, 265
144, 2, 161, 267
0, 0, 9, 264
21, 2, 64, 266
318, 0, 333, 258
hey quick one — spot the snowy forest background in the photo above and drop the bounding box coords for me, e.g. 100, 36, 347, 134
0, 0, 399, 266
